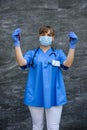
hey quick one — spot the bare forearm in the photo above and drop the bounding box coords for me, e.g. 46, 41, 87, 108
15, 47, 27, 66
64, 49, 75, 67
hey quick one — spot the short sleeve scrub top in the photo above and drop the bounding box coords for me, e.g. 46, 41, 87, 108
21, 47, 68, 108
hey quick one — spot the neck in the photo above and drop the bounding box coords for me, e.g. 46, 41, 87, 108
40, 45, 51, 52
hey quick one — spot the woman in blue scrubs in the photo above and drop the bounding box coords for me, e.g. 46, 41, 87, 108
12, 26, 78, 130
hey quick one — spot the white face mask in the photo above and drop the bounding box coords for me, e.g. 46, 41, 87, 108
39, 36, 52, 46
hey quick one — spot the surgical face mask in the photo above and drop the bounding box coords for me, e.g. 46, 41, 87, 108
39, 36, 53, 46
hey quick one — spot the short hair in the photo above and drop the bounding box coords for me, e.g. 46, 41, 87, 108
39, 26, 55, 36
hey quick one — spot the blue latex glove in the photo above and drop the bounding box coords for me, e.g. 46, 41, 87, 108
68, 32, 78, 49
12, 28, 22, 47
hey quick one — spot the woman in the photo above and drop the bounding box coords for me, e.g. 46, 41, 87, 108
12, 26, 78, 130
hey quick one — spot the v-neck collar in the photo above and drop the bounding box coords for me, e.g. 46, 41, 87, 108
39, 47, 52, 54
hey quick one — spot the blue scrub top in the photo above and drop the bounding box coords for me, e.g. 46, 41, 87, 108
22, 47, 68, 108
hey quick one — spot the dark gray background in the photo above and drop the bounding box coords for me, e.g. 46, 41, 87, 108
0, 0, 87, 130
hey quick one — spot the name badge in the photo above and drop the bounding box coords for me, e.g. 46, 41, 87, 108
52, 60, 60, 67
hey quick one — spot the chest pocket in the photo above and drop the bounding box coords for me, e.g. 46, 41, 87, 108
52, 60, 60, 67
44, 52, 60, 68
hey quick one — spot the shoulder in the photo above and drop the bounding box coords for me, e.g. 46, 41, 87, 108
53, 48, 65, 55
53, 49, 66, 61
24, 48, 38, 55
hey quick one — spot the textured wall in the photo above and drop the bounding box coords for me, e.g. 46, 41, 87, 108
0, 0, 87, 130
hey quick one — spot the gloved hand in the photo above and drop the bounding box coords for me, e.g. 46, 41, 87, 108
68, 32, 78, 49
12, 28, 22, 47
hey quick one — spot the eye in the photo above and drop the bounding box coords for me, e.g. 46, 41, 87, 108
47, 34, 52, 36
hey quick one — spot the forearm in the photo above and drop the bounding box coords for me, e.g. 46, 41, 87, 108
15, 47, 27, 66
12, 28, 27, 66
64, 49, 75, 67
